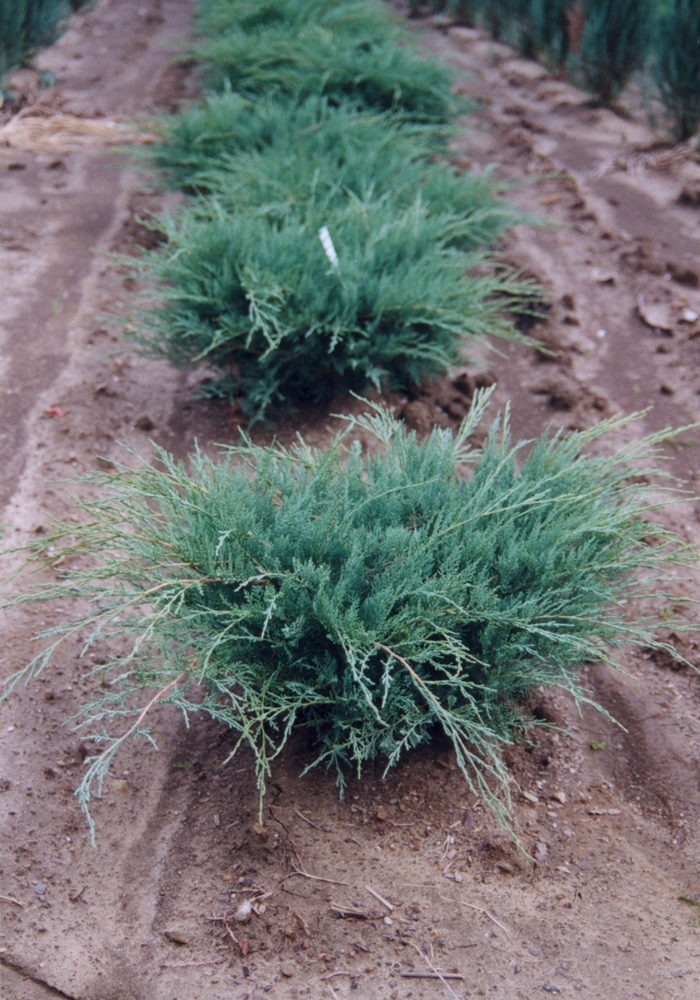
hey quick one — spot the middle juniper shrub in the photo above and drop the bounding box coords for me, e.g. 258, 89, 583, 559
163, 100, 518, 252
135, 190, 527, 420
6, 396, 690, 832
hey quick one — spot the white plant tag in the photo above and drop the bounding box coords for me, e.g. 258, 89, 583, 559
318, 226, 339, 268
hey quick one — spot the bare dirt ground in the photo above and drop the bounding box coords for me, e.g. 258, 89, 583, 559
3, 3, 700, 999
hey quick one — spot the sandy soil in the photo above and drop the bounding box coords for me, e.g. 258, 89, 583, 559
2, 3, 700, 999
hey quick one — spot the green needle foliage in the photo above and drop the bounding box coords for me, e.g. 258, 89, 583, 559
528, 0, 572, 70
0, 1, 89, 79
149, 93, 456, 194
138, 1, 527, 421
657, 0, 700, 141
131, 189, 530, 421
573, 0, 654, 104
421, 0, 667, 103
3, 394, 691, 837
155, 102, 517, 250
193, 0, 458, 122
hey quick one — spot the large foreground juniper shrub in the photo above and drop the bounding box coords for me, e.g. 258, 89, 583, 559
4, 395, 690, 835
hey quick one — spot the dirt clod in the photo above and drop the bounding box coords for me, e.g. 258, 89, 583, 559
164, 929, 189, 945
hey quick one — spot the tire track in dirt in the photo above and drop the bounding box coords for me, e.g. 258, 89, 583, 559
0, 0, 193, 508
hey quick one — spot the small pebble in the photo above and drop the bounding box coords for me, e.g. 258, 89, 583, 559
164, 929, 189, 945
35, 884, 47, 896
597, 328, 607, 338
529, 946, 541, 956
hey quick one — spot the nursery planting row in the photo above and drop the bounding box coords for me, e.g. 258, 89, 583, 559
137, 0, 534, 422
2, 0, 693, 838
420, 0, 700, 138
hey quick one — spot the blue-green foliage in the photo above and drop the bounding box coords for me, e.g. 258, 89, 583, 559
140, 0, 531, 420
424, 0, 659, 100
527, 0, 571, 69
152, 97, 514, 255
5, 397, 689, 831
657, 0, 700, 140
194, 0, 458, 121
135, 191, 527, 421
151, 93, 455, 194
0, 1, 89, 78
572, 0, 654, 103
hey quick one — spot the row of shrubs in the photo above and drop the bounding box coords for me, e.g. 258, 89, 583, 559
2, 1, 689, 839
418, 0, 700, 140
0, 0, 89, 80
134, 0, 535, 422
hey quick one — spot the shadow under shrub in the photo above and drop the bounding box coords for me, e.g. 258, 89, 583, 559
3, 395, 692, 836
